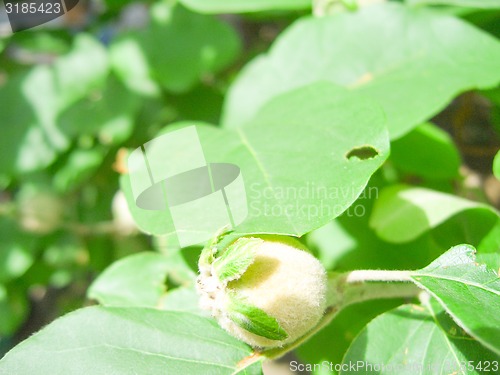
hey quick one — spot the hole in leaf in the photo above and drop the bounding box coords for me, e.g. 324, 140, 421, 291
346, 145, 379, 160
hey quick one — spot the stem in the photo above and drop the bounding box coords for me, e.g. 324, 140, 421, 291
62, 221, 120, 236
344, 269, 413, 283
335, 277, 420, 308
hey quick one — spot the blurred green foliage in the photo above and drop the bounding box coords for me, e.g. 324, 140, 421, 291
0, 0, 499, 373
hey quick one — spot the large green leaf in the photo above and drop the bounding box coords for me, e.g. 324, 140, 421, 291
0, 307, 261, 375
0, 34, 108, 175
122, 83, 389, 238
222, 3, 500, 139
342, 301, 500, 375
369, 185, 499, 243
412, 245, 500, 355
180, 0, 311, 13
111, 3, 240, 93
407, 0, 500, 9
390, 122, 461, 179
88, 252, 196, 307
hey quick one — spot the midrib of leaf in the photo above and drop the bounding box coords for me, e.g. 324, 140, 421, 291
382, 317, 428, 366
412, 273, 500, 295
425, 301, 466, 375
236, 128, 300, 234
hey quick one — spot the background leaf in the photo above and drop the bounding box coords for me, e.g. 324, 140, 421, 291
180, 0, 311, 13
369, 185, 499, 243
0, 34, 108, 175
58, 77, 140, 146
222, 3, 500, 139
0, 307, 261, 375
494, 150, 500, 180
111, 3, 241, 93
390, 122, 461, 179
0, 218, 38, 283
407, 0, 500, 9
158, 286, 205, 315
412, 244, 500, 355
88, 252, 196, 307
342, 301, 500, 375
0, 285, 28, 337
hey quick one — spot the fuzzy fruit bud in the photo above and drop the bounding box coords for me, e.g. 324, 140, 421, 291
197, 234, 327, 348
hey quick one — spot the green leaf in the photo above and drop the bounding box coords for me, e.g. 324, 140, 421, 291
0, 307, 261, 375
0, 34, 108, 175
180, 0, 311, 13
342, 301, 500, 375
53, 148, 105, 192
494, 151, 500, 180
0, 218, 38, 283
50, 35, 108, 109
476, 219, 500, 271
390, 122, 461, 179
0, 285, 28, 336
112, 3, 241, 93
369, 185, 499, 243
407, 0, 500, 9
109, 36, 160, 97
120, 173, 177, 237
58, 77, 140, 146
88, 252, 196, 307
199, 82, 387, 238
198, 228, 226, 269
222, 3, 500, 139
296, 299, 403, 375
103, 0, 138, 11
213, 237, 261, 283
158, 286, 206, 315
171, 84, 224, 124
123, 82, 389, 238
227, 293, 288, 341
411, 244, 500, 355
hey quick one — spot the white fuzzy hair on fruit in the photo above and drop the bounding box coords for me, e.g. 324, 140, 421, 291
198, 235, 327, 348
